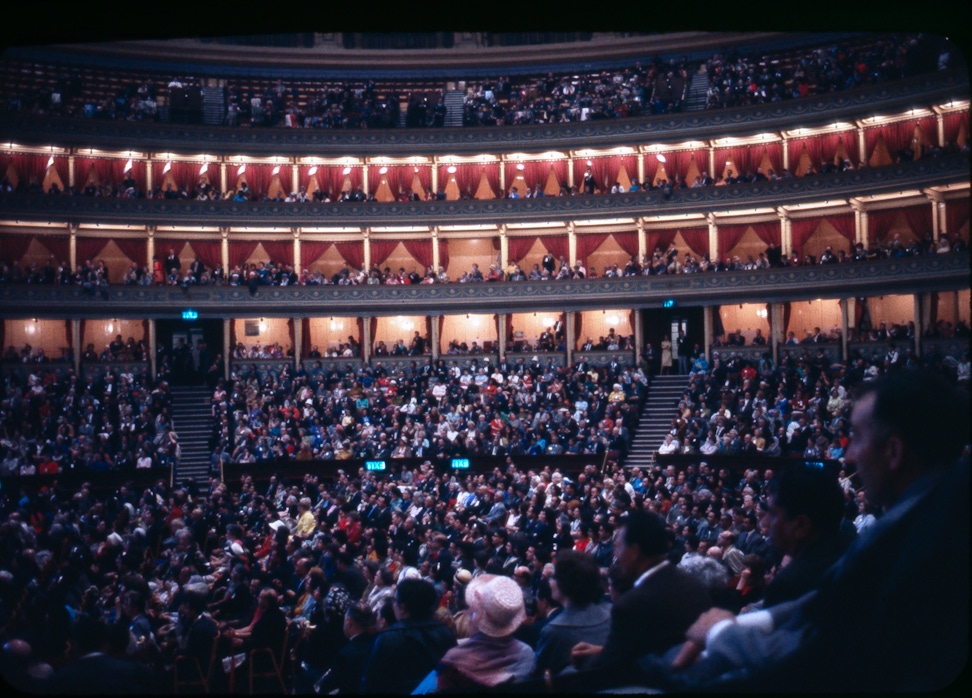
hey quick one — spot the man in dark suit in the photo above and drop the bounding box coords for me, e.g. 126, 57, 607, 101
313, 602, 378, 694
571, 510, 712, 670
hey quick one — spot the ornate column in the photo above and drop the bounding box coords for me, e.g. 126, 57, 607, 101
220, 227, 229, 273
568, 222, 576, 266
498, 314, 507, 361
430, 315, 440, 361
292, 163, 300, 196
637, 152, 645, 187
362, 316, 372, 364
146, 226, 156, 271
72, 320, 82, 376
770, 302, 784, 363
778, 209, 791, 257
363, 228, 371, 272
431, 161, 439, 196
499, 224, 508, 270
362, 165, 369, 198
294, 317, 303, 367
565, 312, 575, 366
69, 223, 78, 270
703, 306, 713, 362
927, 192, 944, 240
857, 123, 867, 167
707, 213, 719, 262
145, 155, 154, 193
432, 227, 441, 271
781, 135, 789, 172
220, 161, 228, 195
567, 156, 574, 189
499, 159, 506, 194
936, 112, 945, 147
293, 227, 301, 272
637, 219, 646, 263
708, 145, 715, 179
68, 155, 75, 190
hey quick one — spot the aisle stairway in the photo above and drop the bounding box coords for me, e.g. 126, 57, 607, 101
201, 86, 226, 125
171, 386, 213, 483
443, 89, 466, 127
623, 375, 688, 470
684, 63, 710, 111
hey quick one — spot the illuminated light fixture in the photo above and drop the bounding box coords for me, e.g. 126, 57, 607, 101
656, 154, 667, 163
414, 166, 420, 173
586, 160, 593, 166
516, 163, 525, 171
123, 159, 133, 173
726, 160, 732, 166
46, 155, 54, 169
237, 164, 246, 176
542, 317, 555, 328
259, 318, 267, 332
756, 308, 768, 319
447, 166, 457, 174
106, 320, 115, 335
307, 166, 318, 176
271, 165, 280, 176
379, 167, 388, 175
342, 167, 352, 175
605, 314, 619, 326
199, 162, 209, 176
162, 161, 172, 174
25, 319, 37, 335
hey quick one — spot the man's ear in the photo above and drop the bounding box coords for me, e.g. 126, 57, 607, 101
885, 435, 905, 473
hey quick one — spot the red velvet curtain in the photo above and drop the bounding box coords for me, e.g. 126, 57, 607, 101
260, 240, 295, 266
369, 240, 401, 269
288, 319, 295, 354
402, 240, 433, 269
36, 235, 71, 265
504, 163, 528, 192
714, 146, 752, 177
670, 149, 709, 183
152, 160, 195, 193
481, 163, 500, 198
437, 238, 450, 274
750, 221, 782, 247
576, 234, 609, 266
612, 232, 640, 259
717, 224, 749, 258
827, 215, 856, 243
438, 164, 475, 198
299, 241, 333, 269
868, 210, 899, 243
679, 227, 710, 258
833, 134, 859, 166
900, 205, 933, 239
644, 230, 677, 257
189, 240, 223, 271
75, 157, 116, 187
327, 165, 360, 196
10, 152, 46, 186
791, 219, 821, 254
368, 165, 401, 197
943, 112, 968, 146
0, 235, 33, 263
540, 235, 569, 264
49, 156, 69, 190
750, 143, 783, 176
946, 198, 969, 237
111, 238, 148, 267
75, 237, 110, 264
334, 242, 364, 271
228, 241, 260, 269
300, 166, 325, 197
237, 164, 275, 199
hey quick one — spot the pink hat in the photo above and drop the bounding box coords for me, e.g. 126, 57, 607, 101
466, 574, 526, 637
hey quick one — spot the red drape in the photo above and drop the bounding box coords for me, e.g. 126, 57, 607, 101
714, 145, 752, 177
788, 130, 849, 171
300, 166, 325, 197
481, 163, 500, 198
644, 230, 677, 257
334, 242, 364, 271
946, 198, 969, 237
540, 235, 569, 264
826, 215, 856, 243
260, 240, 295, 266
368, 165, 401, 198
670, 149, 709, 183
75, 237, 110, 264
189, 240, 223, 271
111, 238, 148, 267
35, 235, 71, 265
152, 160, 195, 193
228, 241, 260, 269
439, 164, 476, 198
943, 111, 968, 147
679, 227, 710, 258
437, 238, 450, 274
612, 232, 640, 260
868, 210, 899, 243
750, 143, 783, 176
369, 240, 400, 269
791, 219, 821, 253
750, 221, 782, 247
0, 235, 33, 263
402, 240, 434, 269
75, 156, 116, 187
299, 241, 333, 269
576, 234, 609, 266
236, 163, 275, 199
900, 205, 933, 239
716, 224, 749, 258
10, 152, 47, 186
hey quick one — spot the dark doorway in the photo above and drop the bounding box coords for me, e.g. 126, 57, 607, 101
155, 318, 223, 386
640, 306, 704, 375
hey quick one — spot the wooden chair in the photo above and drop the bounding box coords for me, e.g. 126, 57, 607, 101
247, 621, 290, 694
173, 630, 222, 694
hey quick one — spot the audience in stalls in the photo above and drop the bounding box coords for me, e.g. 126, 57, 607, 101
3, 33, 950, 131
0, 362, 966, 694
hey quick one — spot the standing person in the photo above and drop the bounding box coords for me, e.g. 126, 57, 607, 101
660, 335, 673, 375
676, 329, 689, 375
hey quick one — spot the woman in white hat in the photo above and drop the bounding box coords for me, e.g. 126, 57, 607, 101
432, 574, 535, 690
